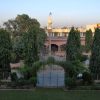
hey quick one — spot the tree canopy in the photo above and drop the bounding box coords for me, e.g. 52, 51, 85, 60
4, 14, 46, 65
4, 14, 40, 37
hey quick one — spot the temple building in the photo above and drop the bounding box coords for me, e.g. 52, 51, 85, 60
44, 13, 100, 56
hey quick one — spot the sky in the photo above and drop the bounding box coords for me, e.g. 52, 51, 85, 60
0, 0, 100, 27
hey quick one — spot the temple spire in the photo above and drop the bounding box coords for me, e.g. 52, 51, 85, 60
47, 12, 52, 30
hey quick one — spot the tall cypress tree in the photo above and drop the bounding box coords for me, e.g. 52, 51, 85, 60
0, 29, 11, 79
66, 27, 81, 61
85, 29, 92, 52
90, 28, 100, 80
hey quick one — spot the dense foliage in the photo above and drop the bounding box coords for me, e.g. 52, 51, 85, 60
0, 29, 12, 79
4, 14, 46, 65
90, 28, 100, 80
66, 27, 81, 61
85, 29, 92, 52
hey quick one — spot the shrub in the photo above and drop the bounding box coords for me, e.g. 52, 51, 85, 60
80, 55, 88, 62
47, 56, 55, 64
29, 77, 37, 87
11, 72, 18, 82
11, 52, 20, 63
65, 77, 76, 89
82, 72, 93, 85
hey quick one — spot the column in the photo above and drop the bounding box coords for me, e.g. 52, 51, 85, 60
58, 45, 61, 52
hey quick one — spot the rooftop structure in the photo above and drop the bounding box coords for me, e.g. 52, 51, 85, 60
45, 13, 100, 56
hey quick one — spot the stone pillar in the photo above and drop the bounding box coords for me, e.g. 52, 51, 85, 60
49, 37, 51, 55
58, 45, 61, 52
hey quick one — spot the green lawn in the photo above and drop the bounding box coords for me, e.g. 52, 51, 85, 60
0, 89, 100, 100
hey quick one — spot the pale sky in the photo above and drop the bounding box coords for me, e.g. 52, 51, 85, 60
0, 0, 100, 27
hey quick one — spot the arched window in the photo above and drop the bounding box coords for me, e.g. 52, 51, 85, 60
51, 44, 58, 52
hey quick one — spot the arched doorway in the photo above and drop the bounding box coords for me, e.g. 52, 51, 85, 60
37, 65, 65, 87
51, 44, 58, 52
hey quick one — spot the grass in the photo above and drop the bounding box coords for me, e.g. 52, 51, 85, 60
0, 88, 100, 100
